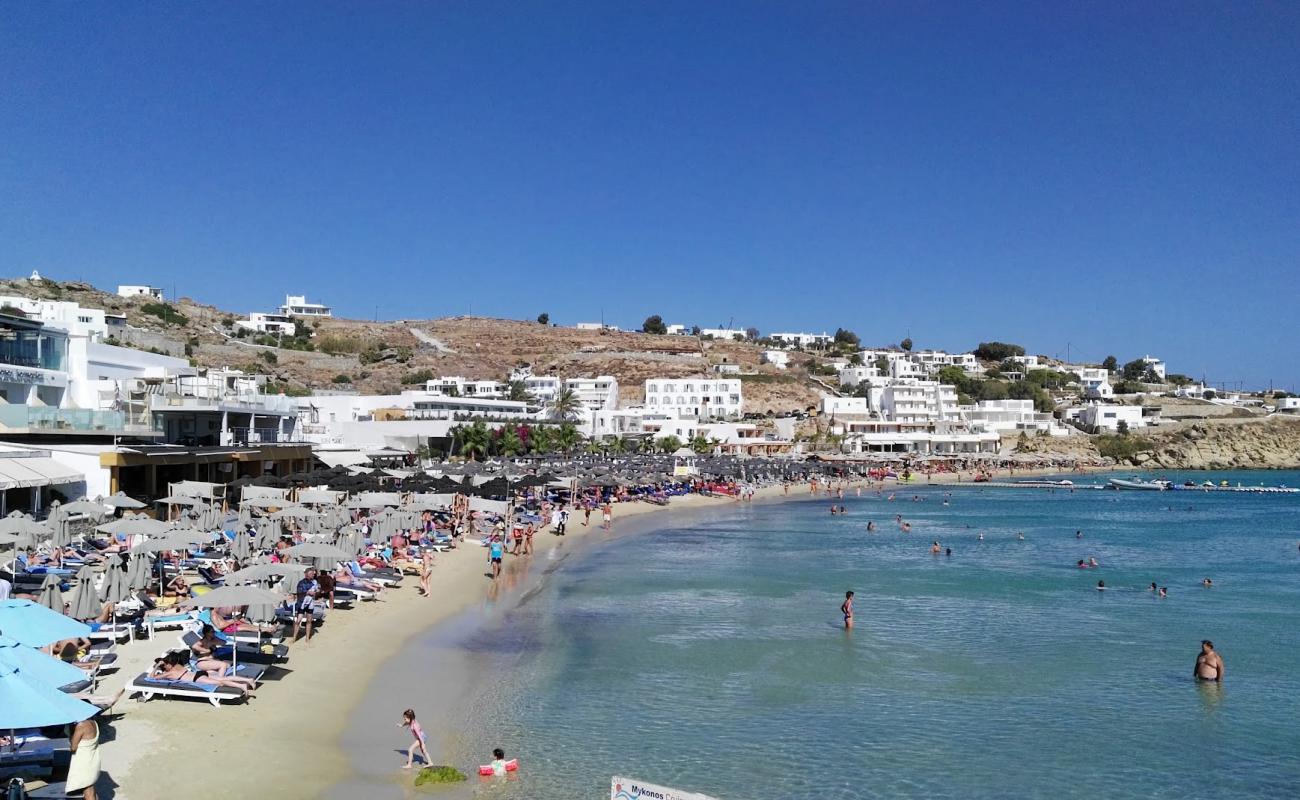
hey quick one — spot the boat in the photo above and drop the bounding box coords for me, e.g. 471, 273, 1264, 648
1108, 477, 1170, 491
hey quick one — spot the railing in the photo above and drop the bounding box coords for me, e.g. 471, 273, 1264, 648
0, 405, 159, 434
152, 392, 300, 414
228, 427, 283, 445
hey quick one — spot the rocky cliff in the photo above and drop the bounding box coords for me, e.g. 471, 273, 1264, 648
1128, 417, 1300, 470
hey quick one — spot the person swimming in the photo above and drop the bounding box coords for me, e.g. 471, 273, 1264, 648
1088, 557, 1099, 567
1096, 580, 1106, 591
1075, 530, 1083, 539
1159, 587, 1168, 598
977, 533, 984, 541
930, 541, 942, 554
1017, 532, 1025, 541
1149, 582, 1158, 592
1202, 578, 1213, 588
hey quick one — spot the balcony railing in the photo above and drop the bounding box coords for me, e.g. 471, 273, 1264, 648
0, 405, 160, 434
228, 427, 284, 445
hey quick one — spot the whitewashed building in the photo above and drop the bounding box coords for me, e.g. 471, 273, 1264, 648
769, 332, 832, 349
962, 399, 1068, 436
839, 419, 999, 455
880, 380, 960, 424
699, 328, 748, 341
1074, 403, 1159, 432
644, 378, 743, 419
235, 312, 297, 336
117, 285, 164, 300
1078, 367, 1113, 399
279, 294, 332, 317
761, 350, 790, 369
1140, 355, 1167, 381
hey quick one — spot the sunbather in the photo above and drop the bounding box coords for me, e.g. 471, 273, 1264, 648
149, 651, 255, 696
210, 606, 279, 637
332, 566, 384, 594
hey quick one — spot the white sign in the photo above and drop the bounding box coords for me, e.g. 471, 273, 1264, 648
611, 776, 719, 800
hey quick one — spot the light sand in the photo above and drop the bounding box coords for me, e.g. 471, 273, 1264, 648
101, 466, 1084, 797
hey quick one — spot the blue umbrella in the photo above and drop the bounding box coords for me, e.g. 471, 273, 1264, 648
0, 600, 92, 648
0, 662, 98, 728
0, 635, 87, 690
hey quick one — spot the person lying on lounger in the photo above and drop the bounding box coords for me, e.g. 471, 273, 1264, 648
332, 566, 384, 594
149, 651, 256, 696
209, 606, 280, 637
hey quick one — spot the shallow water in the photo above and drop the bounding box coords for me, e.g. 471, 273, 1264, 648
376, 471, 1300, 799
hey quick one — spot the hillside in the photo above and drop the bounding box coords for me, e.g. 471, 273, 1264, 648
0, 276, 828, 414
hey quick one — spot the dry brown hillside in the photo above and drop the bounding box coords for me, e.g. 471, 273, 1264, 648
0, 276, 828, 415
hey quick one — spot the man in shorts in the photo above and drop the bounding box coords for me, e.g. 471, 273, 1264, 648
292, 567, 319, 642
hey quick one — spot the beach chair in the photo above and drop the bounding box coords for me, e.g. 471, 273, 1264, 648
127, 673, 245, 707
178, 630, 288, 664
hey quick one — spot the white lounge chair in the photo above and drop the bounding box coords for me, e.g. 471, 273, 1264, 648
127, 673, 245, 708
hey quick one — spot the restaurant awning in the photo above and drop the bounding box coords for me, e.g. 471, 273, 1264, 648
0, 458, 83, 490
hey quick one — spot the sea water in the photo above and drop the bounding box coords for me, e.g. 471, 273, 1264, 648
440, 471, 1300, 799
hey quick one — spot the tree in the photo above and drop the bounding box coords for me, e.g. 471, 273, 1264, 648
1116, 420, 1130, 436
658, 435, 683, 454
848, 353, 863, 366
690, 325, 701, 336
530, 425, 557, 454
537, 312, 549, 325
507, 380, 534, 403
331, 374, 351, 384
642, 315, 667, 335
900, 337, 913, 352
556, 422, 582, 453
745, 327, 760, 341
618, 435, 640, 454
498, 426, 524, 456
454, 421, 491, 461
689, 434, 712, 455
833, 328, 860, 347
973, 342, 1025, 362
978, 380, 1010, 401
1121, 359, 1148, 381
549, 387, 581, 420
1101, 355, 1118, 372
874, 356, 890, 374
1166, 373, 1194, 386
1112, 379, 1143, 394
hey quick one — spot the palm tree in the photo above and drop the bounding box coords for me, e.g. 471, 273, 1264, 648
585, 439, 605, 456
549, 387, 581, 420
606, 436, 626, 455
530, 425, 557, 454
457, 420, 491, 461
499, 426, 524, 457
659, 435, 683, 454
618, 435, 639, 454
556, 421, 582, 453
689, 434, 712, 455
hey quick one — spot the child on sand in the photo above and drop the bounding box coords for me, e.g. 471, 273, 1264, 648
399, 709, 429, 769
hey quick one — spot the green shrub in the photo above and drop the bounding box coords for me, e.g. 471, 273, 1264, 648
140, 302, 188, 325
1095, 434, 1154, 461
317, 334, 366, 355
401, 369, 434, 385
332, 374, 352, 384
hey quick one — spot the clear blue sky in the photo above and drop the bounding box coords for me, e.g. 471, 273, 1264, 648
2, 3, 1297, 390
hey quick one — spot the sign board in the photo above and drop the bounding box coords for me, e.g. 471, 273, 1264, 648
672, 465, 694, 477
611, 776, 719, 800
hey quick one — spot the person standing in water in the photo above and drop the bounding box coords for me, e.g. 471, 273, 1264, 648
841, 591, 854, 629
1194, 640, 1224, 683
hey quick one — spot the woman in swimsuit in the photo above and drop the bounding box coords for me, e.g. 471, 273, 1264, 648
150, 652, 256, 696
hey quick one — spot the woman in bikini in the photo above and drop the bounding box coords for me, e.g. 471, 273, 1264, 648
150, 652, 256, 696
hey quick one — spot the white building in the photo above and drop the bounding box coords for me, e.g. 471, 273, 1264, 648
0, 296, 109, 343
838, 366, 881, 388
235, 312, 297, 336
761, 350, 790, 369
117, 285, 164, 300
712, 364, 741, 375
1140, 355, 1167, 381
1077, 367, 1113, 399
699, 328, 748, 341
821, 397, 871, 418
644, 378, 743, 419
576, 322, 621, 333
880, 380, 960, 424
769, 332, 832, 349
665, 324, 689, 336
425, 370, 617, 413
563, 376, 619, 411
1075, 403, 1158, 432
1009, 355, 1042, 370
1276, 397, 1300, 413
279, 294, 332, 317
839, 419, 1000, 456
962, 399, 1068, 437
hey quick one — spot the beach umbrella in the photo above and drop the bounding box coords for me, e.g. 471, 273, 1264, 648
0, 600, 92, 648
285, 541, 349, 562
122, 553, 149, 593
98, 491, 145, 510
255, 518, 279, 549
181, 584, 286, 673
60, 499, 107, 517
99, 554, 131, 604
0, 635, 88, 690
46, 501, 71, 550
37, 575, 65, 614
0, 663, 99, 730
68, 565, 101, 621
154, 495, 204, 507
231, 529, 252, 561
222, 562, 307, 585
96, 514, 171, 538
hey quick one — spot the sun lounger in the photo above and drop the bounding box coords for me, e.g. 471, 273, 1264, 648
127, 673, 245, 707
145, 610, 198, 639
84, 620, 135, 643
179, 631, 288, 663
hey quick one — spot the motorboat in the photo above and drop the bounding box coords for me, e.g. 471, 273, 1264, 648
1108, 477, 1170, 491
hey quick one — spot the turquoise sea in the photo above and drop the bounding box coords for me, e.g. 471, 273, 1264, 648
429, 471, 1300, 799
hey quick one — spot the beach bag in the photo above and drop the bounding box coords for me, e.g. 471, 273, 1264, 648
6, 778, 28, 800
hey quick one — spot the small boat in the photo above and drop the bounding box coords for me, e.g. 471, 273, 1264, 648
1108, 477, 1170, 491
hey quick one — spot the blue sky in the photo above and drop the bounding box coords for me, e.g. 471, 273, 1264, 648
2, 3, 1297, 390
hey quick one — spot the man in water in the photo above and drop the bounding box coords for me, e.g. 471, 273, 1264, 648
841, 591, 854, 630
1194, 640, 1223, 682
930, 541, 942, 554
1202, 578, 1213, 588
1075, 530, 1083, 539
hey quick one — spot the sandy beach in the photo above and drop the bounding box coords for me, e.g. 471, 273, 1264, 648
95, 465, 1079, 798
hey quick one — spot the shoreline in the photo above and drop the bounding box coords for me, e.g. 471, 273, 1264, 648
105, 465, 1082, 798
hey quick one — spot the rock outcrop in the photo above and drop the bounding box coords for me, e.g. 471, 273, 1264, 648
1127, 417, 1300, 470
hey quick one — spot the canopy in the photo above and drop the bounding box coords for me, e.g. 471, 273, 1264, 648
0, 457, 82, 490
0, 662, 99, 729
285, 542, 351, 560
181, 584, 285, 609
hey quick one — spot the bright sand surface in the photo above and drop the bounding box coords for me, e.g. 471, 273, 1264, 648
101, 466, 1072, 798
